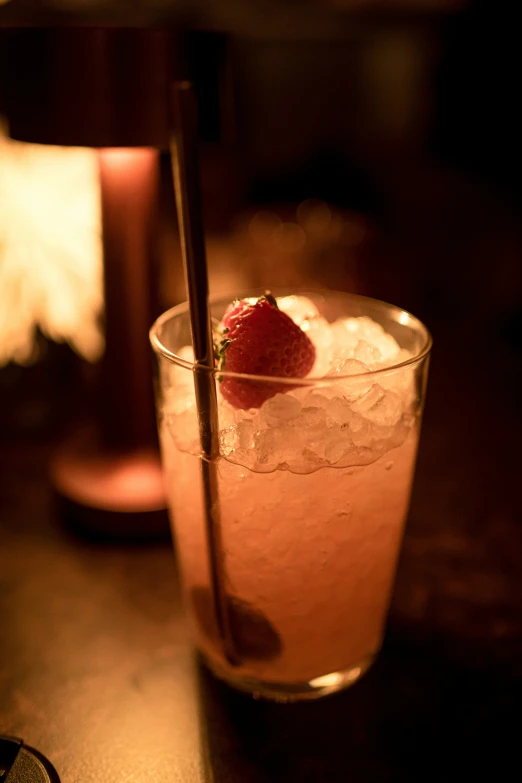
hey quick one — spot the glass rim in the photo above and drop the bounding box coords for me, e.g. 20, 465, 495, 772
150, 289, 433, 386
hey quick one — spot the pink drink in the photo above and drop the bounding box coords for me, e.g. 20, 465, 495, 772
151, 292, 431, 700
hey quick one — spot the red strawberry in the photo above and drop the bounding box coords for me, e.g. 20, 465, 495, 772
215, 293, 316, 409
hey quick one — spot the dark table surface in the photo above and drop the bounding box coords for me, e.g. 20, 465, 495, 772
1, 175, 522, 781
2, 318, 521, 783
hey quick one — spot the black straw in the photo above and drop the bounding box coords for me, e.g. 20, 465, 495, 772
170, 81, 239, 667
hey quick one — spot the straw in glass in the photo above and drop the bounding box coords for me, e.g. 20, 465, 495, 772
169, 81, 239, 667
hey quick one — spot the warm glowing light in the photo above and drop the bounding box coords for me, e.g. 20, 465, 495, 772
98, 147, 156, 176
398, 310, 411, 326
0, 123, 102, 366
52, 447, 166, 512
309, 671, 345, 689
309, 667, 362, 690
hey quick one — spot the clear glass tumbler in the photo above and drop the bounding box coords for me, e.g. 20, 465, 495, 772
150, 290, 431, 701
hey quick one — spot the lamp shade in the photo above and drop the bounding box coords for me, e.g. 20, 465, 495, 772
2, 26, 179, 148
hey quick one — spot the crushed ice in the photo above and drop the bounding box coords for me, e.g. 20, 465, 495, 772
165, 296, 418, 472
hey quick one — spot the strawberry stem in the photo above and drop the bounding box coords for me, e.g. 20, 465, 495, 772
214, 336, 231, 380
263, 291, 278, 308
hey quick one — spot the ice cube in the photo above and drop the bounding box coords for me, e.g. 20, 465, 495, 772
298, 389, 337, 407
371, 333, 401, 362
351, 384, 385, 415
218, 399, 238, 430
329, 321, 358, 368
352, 385, 403, 426
379, 350, 415, 400
365, 390, 403, 426
277, 295, 319, 325
329, 358, 373, 401
234, 405, 259, 422
328, 357, 369, 377
325, 396, 352, 426
165, 382, 197, 416
219, 424, 238, 456
330, 316, 401, 370
299, 406, 327, 439
261, 393, 302, 426
164, 405, 200, 455
303, 315, 333, 348
324, 435, 353, 465
379, 348, 411, 370
354, 339, 382, 366
165, 350, 195, 392
237, 419, 255, 449
354, 316, 385, 340
349, 416, 372, 446
255, 425, 303, 468
341, 318, 362, 335
304, 316, 334, 376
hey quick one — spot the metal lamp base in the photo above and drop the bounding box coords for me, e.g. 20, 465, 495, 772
50, 427, 169, 542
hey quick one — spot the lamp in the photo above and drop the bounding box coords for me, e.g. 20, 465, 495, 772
1, 26, 178, 538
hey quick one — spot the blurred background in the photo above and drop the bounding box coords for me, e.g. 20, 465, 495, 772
1, 0, 520, 419
0, 1, 521, 780
1, 0, 521, 524
1, 0, 521, 411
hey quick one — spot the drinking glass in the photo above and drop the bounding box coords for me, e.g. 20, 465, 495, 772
150, 290, 431, 701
